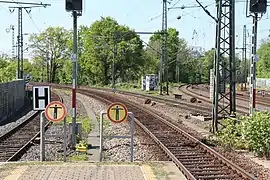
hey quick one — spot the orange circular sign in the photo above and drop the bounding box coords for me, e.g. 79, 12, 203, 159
45, 101, 67, 122
107, 102, 128, 123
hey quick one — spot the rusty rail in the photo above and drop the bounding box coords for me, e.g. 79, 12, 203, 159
42, 83, 256, 179
0, 91, 61, 162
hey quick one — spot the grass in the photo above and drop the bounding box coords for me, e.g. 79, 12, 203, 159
68, 153, 88, 161
54, 115, 92, 162
55, 116, 93, 135
96, 115, 111, 130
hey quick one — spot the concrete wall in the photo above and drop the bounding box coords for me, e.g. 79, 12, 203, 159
0, 80, 25, 122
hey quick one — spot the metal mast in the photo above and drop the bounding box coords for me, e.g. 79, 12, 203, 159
249, 13, 258, 114
9, 25, 16, 59
8, 2, 51, 79
17, 7, 23, 79
176, 52, 180, 83
212, 0, 236, 133
243, 25, 247, 89
246, 0, 267, 115
162, 0, 169, 95
6, 25, 15, 59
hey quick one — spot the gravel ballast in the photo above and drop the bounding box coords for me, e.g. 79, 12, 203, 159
76, 93, 168, 162
0, 110, 36, 137
111, 89, 270, 179
20, 90, 88, 161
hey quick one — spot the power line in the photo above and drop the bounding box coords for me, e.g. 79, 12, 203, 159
26, 10, 41, 33
170, 0, 181, 9
194, 0, 217, 22
6, 1, 51, 79
0, 3, 11, 13
0, 1, 50, 6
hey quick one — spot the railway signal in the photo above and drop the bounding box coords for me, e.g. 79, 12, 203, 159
247, 0, 267, 115
66, 0, 83, 148
65, 0, 82, 11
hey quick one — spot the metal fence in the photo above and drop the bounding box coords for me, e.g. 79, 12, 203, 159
247, 77, 270, 89
256, 78, 270, 89
0, 80, 25, 122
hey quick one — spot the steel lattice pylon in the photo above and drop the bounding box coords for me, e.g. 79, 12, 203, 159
17, 8, 23, 79
212, 0, 236, 133
160, 0, 168, 95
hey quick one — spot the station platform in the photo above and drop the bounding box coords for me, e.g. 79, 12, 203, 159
0, 161, 187, 180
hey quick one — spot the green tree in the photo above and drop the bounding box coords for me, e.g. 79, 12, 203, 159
29, 27, 71, 83
79, 17, 145, 85
0, 60, 17, 82
143, 39, 162, 75
146, 28, 193, 83
199, 49, 215, 82
257, 39, 270, 78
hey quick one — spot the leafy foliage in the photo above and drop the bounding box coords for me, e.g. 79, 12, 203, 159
217, 112, 270, 157
242, 112, 270, 157
257, 39, 270, 78
0, 15, 268, 85
29, 27, 71, 83
217, 117, 248, 150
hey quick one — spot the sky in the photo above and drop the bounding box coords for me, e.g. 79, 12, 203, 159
0, 0, 270, 59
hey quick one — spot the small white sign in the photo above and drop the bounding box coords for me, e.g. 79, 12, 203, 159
33, 86, 51, 110
71, 53, 77, 62
254, 54, 259, 62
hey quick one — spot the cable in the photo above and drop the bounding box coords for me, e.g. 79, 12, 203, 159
194, 0, 217, 22
149, 14, 162, 22
169, 0, 181, 10
0, 4, 11, 13
167, 2, 216, 24
149, 1, 206, 22
26, 9, 42, 33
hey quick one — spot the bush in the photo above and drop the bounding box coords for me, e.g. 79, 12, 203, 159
242, 112, 270, 157
217, 111, 270, 157
217, 117, 248, 150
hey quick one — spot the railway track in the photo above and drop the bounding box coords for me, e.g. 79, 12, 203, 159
114, 89, 212, 116
179, 85, 249, 115
33, 83, 212, 116
0, 92, 61, 162
193, 84, 270, 108
80, 88, 256, 179
42, 83, 256, 180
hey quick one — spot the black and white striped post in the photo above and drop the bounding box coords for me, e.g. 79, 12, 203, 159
249, 13, 258, 115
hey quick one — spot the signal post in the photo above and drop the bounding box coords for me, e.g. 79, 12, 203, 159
247, 0, 267, 115
65, 0, 83, 148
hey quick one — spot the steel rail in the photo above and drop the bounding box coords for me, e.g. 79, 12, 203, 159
32, 83, 213, 116
7, 91, 63, 161
0, 91, 61, 162
179, 85, 248, 114
190, 84, 270, 108
79, 88, 256, 179
0, 111, 39, 142
43, 83, 256, 179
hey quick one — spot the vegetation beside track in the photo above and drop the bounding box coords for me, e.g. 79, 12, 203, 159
100, 82, 185, 96
217, 111, 270, 158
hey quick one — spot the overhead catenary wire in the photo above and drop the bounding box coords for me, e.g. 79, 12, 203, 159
194, 0, 217, 22
26, 9, 42, 33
